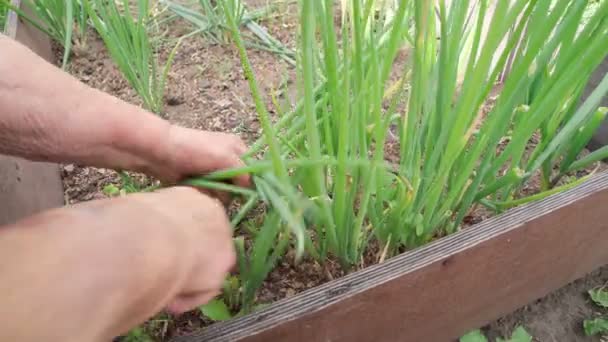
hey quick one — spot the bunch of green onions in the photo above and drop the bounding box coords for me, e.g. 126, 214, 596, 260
189, 0, 608, 275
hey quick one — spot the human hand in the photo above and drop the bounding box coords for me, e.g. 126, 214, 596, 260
0, 36, 250, 198
149, 126, 252, 204
122, 186, 236, 315
76, 186, 237, 331
0, 186, 235, 341
154, 126, 251, 187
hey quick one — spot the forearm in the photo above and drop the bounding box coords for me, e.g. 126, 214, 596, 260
0, 202, 189, 342
0, 34, 170, 173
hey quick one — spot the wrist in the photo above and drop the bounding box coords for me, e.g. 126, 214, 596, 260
86, 89, 173, 176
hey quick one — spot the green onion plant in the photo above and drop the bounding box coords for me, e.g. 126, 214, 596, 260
221, 212, 290, 315
196, 0, 608, 266
84, 0, 179, 114
198, 0, 244, 44
187, 0, 608, 315
160, 0, 244, 44
163, 0, 295, 66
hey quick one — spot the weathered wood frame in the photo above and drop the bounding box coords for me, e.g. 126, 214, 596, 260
0, 0, 64, 226
174, 171, 608, 342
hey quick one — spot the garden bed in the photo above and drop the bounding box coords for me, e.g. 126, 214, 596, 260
10, 0, 608, 341
172, 172, 608, 342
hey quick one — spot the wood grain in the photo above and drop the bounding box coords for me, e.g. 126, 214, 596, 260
174, 172, 608, 342
0, 0, 64, 226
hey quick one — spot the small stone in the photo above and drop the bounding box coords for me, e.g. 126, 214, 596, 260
64, 164, 75, 173
166, 96, 185, 106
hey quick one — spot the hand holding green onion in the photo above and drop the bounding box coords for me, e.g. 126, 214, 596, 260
0, 32, 249, 340
0, 186, 236, 341
0, 34, 250, 199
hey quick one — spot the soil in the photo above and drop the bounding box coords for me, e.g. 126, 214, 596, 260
50, 1, 608, 341
484, 266, 608, 342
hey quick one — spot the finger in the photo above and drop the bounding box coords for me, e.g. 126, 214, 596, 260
234, 173, 251, 189
147, 187, 229, 225
232, 138, 248, 156
222, 136, 250, 188
209, 132, 247, 156
229, 156, 251, 188
166, 291, 219, 315
209, 189, 232, 207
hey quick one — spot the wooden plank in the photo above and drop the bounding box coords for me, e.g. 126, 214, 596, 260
173, 171, 608, 342
12, 1, 54, 61
0, 0, 64, 225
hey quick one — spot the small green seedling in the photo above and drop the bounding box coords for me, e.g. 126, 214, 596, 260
583, 286, 608, 336
122, 326, 153, 342
102, 184, 121, 197
200, 296, 271, 322
589, 287, 608, 308
103, 172, 157, 197
584, 318, 608, 336
460, 329, 488, 342
497, 327, 533, 342
200, 272, 260, 322
460, 326, 532, 342
200, 298, 232, 321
